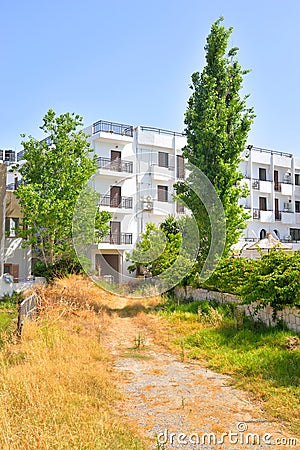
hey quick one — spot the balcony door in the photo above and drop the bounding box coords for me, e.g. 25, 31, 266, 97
274, 170, 279, 191
111, 150, 121, 171
110, 221, 121, 245
259, 197, 267, 211
275, 198, 280, 220
177, 155, 185, 179
110, 186, 121, 208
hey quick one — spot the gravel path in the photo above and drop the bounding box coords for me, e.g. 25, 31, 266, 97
100, 304, 298, 450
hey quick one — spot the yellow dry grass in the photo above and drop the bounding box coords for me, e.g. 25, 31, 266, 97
0, 275, 146, 450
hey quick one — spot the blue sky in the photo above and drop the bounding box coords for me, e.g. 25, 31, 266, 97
1, 0, 300, 155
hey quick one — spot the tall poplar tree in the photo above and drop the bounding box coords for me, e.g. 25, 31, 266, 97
176, 17, 255, 264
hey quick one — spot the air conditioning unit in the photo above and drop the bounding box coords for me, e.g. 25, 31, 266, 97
283, 202, 292, 211
252, 180, 259, 189
253, 209, 260, 219
143, 202, 153, 211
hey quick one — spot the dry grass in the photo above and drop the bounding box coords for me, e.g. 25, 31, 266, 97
0, 276, 146, 450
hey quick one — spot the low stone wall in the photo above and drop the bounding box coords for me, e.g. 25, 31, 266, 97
174, 287, 300, 333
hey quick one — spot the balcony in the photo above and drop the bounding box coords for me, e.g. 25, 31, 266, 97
93, 120, 133, 137
253, 209, 273, 222
101, 233, 133, 245
150, 164, 174, 181
281, 210, 295, 225
96, 156, 133, 175
99, 195, 133, 210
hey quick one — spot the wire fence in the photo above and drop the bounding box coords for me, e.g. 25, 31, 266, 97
17, 293, 39, 335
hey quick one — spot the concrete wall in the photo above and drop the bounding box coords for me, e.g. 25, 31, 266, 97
174, 287, 300, 333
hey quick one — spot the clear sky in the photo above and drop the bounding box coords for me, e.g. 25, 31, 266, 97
1, 0, 300, 156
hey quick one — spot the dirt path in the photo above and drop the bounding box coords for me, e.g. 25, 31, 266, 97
99, 299, 297, 449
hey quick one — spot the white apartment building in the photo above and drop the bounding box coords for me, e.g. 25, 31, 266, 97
82, 120, 186, 282
239, 145, 300, 251
3, 121, 300, 282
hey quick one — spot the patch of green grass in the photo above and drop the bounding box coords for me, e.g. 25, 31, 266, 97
156, 297, 300, 434
0, 292, 20, 342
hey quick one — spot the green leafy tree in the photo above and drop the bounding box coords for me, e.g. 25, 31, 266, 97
127, 221, 182, 276
126, 215, 197, 292
176, 17, 255, 267
238, 249, 300, 314
15, 110, 111, 271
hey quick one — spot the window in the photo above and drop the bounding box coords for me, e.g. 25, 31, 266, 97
260, 229, 266, 239
259, 168, 267, 181
157, 185, 168, 202
295, 174, 300, 185
290, 228, 300, 241
158, 152, 169, 168
177, 155, 185, 179
296, 201, 300, 213
5, 217, 19, 237
273, 230, 280, 239
259, 197, 267, 211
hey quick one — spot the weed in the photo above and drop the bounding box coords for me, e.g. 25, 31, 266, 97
134, 332, 146, 349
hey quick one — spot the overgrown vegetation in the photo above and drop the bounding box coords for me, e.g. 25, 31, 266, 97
0, 278, 146, 449
202, 249, 300, 312
156, 296, 300, 433
0, 292, 21, 342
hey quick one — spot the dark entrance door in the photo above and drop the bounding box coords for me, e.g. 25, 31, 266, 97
110, 186, 121, 208
95, 254, 120, 282
110, 221, 121, 245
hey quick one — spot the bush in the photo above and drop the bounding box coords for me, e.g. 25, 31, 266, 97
201, 257, 252, 294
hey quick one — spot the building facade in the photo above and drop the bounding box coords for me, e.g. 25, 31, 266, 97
3, 122, 300, 283
238, 145, 300, 251
82, 121, 186, 282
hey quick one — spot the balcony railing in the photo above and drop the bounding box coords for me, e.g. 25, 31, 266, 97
140, 126, 185, 137
274, 183, 281, 192
101, 233, 133, 245
97, 156, 133, 173
253, 208, 273, 219
93, 120, 133, 137
17, 150, 25, 161
246, 145, 292, 158
100, 195, 133, 209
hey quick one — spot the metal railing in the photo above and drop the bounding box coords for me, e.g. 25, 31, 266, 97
100, 195, 133, 209
93, 120, 133, 137
140, 126, 185, 137
97, 156, 133, 173
17, 150, 25, 161
17, 293, 39, 335
101, 233, 133, 245
247, 145, 293, 158
253, 208, 273, 219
